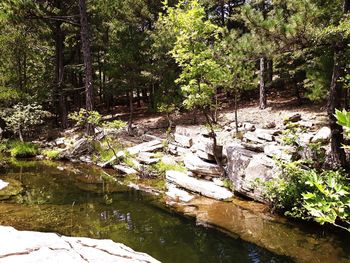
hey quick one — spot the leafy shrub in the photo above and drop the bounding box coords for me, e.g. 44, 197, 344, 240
302, 170, 350, 230
69, 109, 102, 127
265, 160, 350, 231
1, 103, 48, 141
41, 149, 60, 160
10, 141, 38, 158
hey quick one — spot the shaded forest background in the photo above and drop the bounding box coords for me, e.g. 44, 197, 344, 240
0, 0, 349, 167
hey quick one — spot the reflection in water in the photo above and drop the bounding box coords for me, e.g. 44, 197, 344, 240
0, 161, 349, 263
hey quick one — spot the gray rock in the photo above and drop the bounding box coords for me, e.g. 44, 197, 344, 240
112, 164, 137, 175
166, 182, 195, 202
175, 125, 200, 137
192, 136, 223, 159
196, 150, 216, 162
311, 127, 331, 143
226, 144, 276, 203
243, 122, 256, 132
285, 113, 302, 123
174, 134, 193, 148
241, 142, 264, 152
60, 137, 92, 159
0, 226, 159, 263
127, 140, 163, 155
137, 152, 160, 165
166, 171, 233, 201
184, 153, 222, 176
243, 132, 265, 144
264, 143, 294, 161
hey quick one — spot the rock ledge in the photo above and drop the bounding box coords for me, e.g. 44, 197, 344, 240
0, 226, 160, 263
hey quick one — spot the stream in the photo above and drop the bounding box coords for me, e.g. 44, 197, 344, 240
0, 160, 349, 263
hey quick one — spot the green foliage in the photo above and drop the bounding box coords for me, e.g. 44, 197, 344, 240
265, 160, 350, 232
102, 120, 127, 129
152, 160, 187, 178
1, 103, 47, 140
335, 109, 350, 134
302, 169, 350, 230
69, 109, 102, 127
41, 149, 60, 160
161, 0, 225, 112
9, 141, 38, 158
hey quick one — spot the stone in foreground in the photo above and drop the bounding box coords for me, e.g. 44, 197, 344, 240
0, 226, 160, 263
166, 170, 233, 201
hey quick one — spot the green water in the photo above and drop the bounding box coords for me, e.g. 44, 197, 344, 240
0, 160, 292, 263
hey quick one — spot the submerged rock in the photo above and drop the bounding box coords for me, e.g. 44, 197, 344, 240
0, 226, 160, 263
0, 178, 23, 200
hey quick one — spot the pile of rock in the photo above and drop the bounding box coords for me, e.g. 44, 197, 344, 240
171, 126, 225, 179
225, 114, 331, 203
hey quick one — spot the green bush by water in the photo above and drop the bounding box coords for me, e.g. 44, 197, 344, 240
264, 160, 350, 232
10, 141, 38, 158
41, 149, 60, 160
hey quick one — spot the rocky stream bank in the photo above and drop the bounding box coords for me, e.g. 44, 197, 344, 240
0, 112, 346, 262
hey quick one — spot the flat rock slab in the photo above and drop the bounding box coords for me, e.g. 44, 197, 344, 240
184, 153, 222, 176
0, 226, 160, 263
127, 140, 163, 155
166, 171, 233, 201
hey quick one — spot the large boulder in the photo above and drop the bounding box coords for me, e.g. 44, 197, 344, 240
226, 143, 276, 203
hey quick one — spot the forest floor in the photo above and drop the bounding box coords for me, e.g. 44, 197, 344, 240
97, 89, 329, 145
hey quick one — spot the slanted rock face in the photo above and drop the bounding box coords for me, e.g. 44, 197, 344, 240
0, 226, 160, 263
226, 143, 275, 203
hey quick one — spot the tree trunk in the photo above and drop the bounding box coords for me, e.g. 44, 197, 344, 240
326, 0, 349, 169
259, 57, 267, 109
79, 0, 94, 136
327, 47, 346, 169
55, 22, 68, 129
234, 93, 239, 134
128, 90, 134, 135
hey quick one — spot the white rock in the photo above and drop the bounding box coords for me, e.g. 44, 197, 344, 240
112, 165, 137, 175
243, 122, 256, 132
166, 171, 233, 201
264, 144, 294, 161
127, 140, 163, 155
174, 134, 193, 148
166, 183, 195, 202
311, 127, 331, 143
0, 180, 9, 191
0, 226, 160, 263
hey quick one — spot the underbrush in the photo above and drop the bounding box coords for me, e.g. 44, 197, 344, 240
41, 149, 60, 160
9, 141, 38, 158
265, 160, 350, 232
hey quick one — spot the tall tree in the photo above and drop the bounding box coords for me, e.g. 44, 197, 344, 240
326, 0, 350, 169
79, 0, 94, 135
